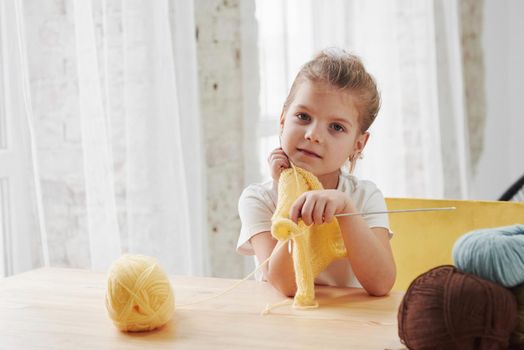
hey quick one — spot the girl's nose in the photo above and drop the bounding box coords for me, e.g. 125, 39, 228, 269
305, 124, 322, 143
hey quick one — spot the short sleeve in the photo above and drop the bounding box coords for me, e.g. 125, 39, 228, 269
236, 184, 275, 255
360, 183, 393, 237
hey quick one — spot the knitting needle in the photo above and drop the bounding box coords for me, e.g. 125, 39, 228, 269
287, 208, 454, 253
334, 206, 456, 217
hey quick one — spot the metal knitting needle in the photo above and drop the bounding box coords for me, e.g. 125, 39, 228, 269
334, 207, 456, 217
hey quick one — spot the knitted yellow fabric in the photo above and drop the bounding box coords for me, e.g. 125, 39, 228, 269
271, 166, 347, 308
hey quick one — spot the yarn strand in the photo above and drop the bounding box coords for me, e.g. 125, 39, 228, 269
261, 299, 293, 315
177, 237, 295, 309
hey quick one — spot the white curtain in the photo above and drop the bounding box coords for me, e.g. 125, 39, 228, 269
0, 0, 208, 276
0, 0, 44, 277
252, 0, 470, 199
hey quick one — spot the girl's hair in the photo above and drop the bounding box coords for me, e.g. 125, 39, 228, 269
283, 48, 381, 134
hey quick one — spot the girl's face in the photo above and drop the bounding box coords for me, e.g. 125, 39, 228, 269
280, 79, 369, 187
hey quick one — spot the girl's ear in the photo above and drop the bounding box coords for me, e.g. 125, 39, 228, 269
355, 131, 370, 154
279, 111, 285, 129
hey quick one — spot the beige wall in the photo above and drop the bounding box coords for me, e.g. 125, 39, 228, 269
195, 0, 246, 277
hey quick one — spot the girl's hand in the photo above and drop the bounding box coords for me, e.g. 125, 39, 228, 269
268, 147, 290, 182
289, 190, 353, 225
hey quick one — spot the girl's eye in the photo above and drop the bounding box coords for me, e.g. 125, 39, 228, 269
296, 113, 310, 121
330, 123, 345, 132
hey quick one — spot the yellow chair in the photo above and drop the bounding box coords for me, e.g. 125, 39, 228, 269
386, 197, 524, 291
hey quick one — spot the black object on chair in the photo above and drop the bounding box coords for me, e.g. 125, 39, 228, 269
498, 174, 524, 201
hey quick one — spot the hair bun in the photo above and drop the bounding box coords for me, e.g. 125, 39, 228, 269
321, 47, 347, 58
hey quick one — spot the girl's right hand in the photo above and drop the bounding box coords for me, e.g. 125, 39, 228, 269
268, 147, 290, 182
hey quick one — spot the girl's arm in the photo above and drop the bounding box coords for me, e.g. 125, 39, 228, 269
337, 215, 396, 296
250, 232, 297, 297
290, 190, 396, 296
250, 147, 297, 297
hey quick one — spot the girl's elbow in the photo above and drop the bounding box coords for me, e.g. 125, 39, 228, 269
278, 286, 297, 298
267, 274, 297, 297
368, 273, 396, 297
368, 285, 392, 297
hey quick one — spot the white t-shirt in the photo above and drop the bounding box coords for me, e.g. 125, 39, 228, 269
236, 172, 391, 288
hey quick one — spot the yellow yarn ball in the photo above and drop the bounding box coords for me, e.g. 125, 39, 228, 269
105, 254, 175, 332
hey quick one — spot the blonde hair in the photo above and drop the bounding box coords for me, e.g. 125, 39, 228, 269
283, 48, 381, 134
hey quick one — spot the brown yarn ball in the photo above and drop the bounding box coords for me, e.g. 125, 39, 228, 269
511, 284, 524, 348
398, 265, 518, 350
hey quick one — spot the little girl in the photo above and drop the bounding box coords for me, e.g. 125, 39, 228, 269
237, 48, 396, 297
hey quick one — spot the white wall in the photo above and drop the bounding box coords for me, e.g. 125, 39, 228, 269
471, 0, 524, 200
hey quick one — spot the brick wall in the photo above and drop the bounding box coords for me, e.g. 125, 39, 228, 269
195, 0, 245, 278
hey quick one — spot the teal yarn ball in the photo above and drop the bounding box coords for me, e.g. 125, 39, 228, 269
452, 224, 524, 288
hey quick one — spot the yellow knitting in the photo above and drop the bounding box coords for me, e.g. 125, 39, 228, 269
271, 165, 347, 308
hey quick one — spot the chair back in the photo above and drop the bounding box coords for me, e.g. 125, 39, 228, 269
386, 197, 524, 291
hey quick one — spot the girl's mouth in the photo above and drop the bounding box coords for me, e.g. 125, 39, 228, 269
297, 148, 322, 158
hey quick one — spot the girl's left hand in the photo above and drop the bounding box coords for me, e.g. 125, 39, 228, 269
289, 190, 354, 225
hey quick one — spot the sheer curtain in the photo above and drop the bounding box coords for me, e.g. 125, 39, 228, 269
251, 0, 470, 199
1, 0, 208, 276
0, 0, 44, 277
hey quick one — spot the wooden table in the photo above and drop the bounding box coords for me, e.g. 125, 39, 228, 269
0, 268, 405, 349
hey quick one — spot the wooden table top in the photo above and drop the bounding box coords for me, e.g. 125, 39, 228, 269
0, 268, 405, 349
